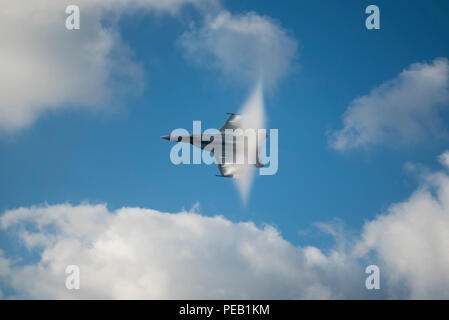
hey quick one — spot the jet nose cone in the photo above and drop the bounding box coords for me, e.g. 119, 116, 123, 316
161, 135, 170, 141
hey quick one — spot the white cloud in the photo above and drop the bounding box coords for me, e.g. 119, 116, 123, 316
0, 0, 213, 132
0, 1, 293, 133
355, 156, 449, 299
329, 58, 449, 150
179, 10, 298, 89
0, 203, 362, 299
438, 150, 449, 168
4, 152, 449, 298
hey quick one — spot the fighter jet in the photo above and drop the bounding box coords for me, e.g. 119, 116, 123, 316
161, 113, 265, 178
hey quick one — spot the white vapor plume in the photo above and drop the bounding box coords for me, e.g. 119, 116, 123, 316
235, 81, 265, 203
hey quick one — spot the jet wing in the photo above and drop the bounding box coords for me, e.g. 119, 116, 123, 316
215, 112, 263, 178
219, 113, 242, 132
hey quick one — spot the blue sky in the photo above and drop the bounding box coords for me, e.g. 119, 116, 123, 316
1, 0, 449, 299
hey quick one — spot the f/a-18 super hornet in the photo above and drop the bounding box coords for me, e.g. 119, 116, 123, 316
161, 113, 265, 178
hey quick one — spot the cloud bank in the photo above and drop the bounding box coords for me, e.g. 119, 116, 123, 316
329, 58, 449, 150
0, 203, 361, 299
2, 151, 449, 299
